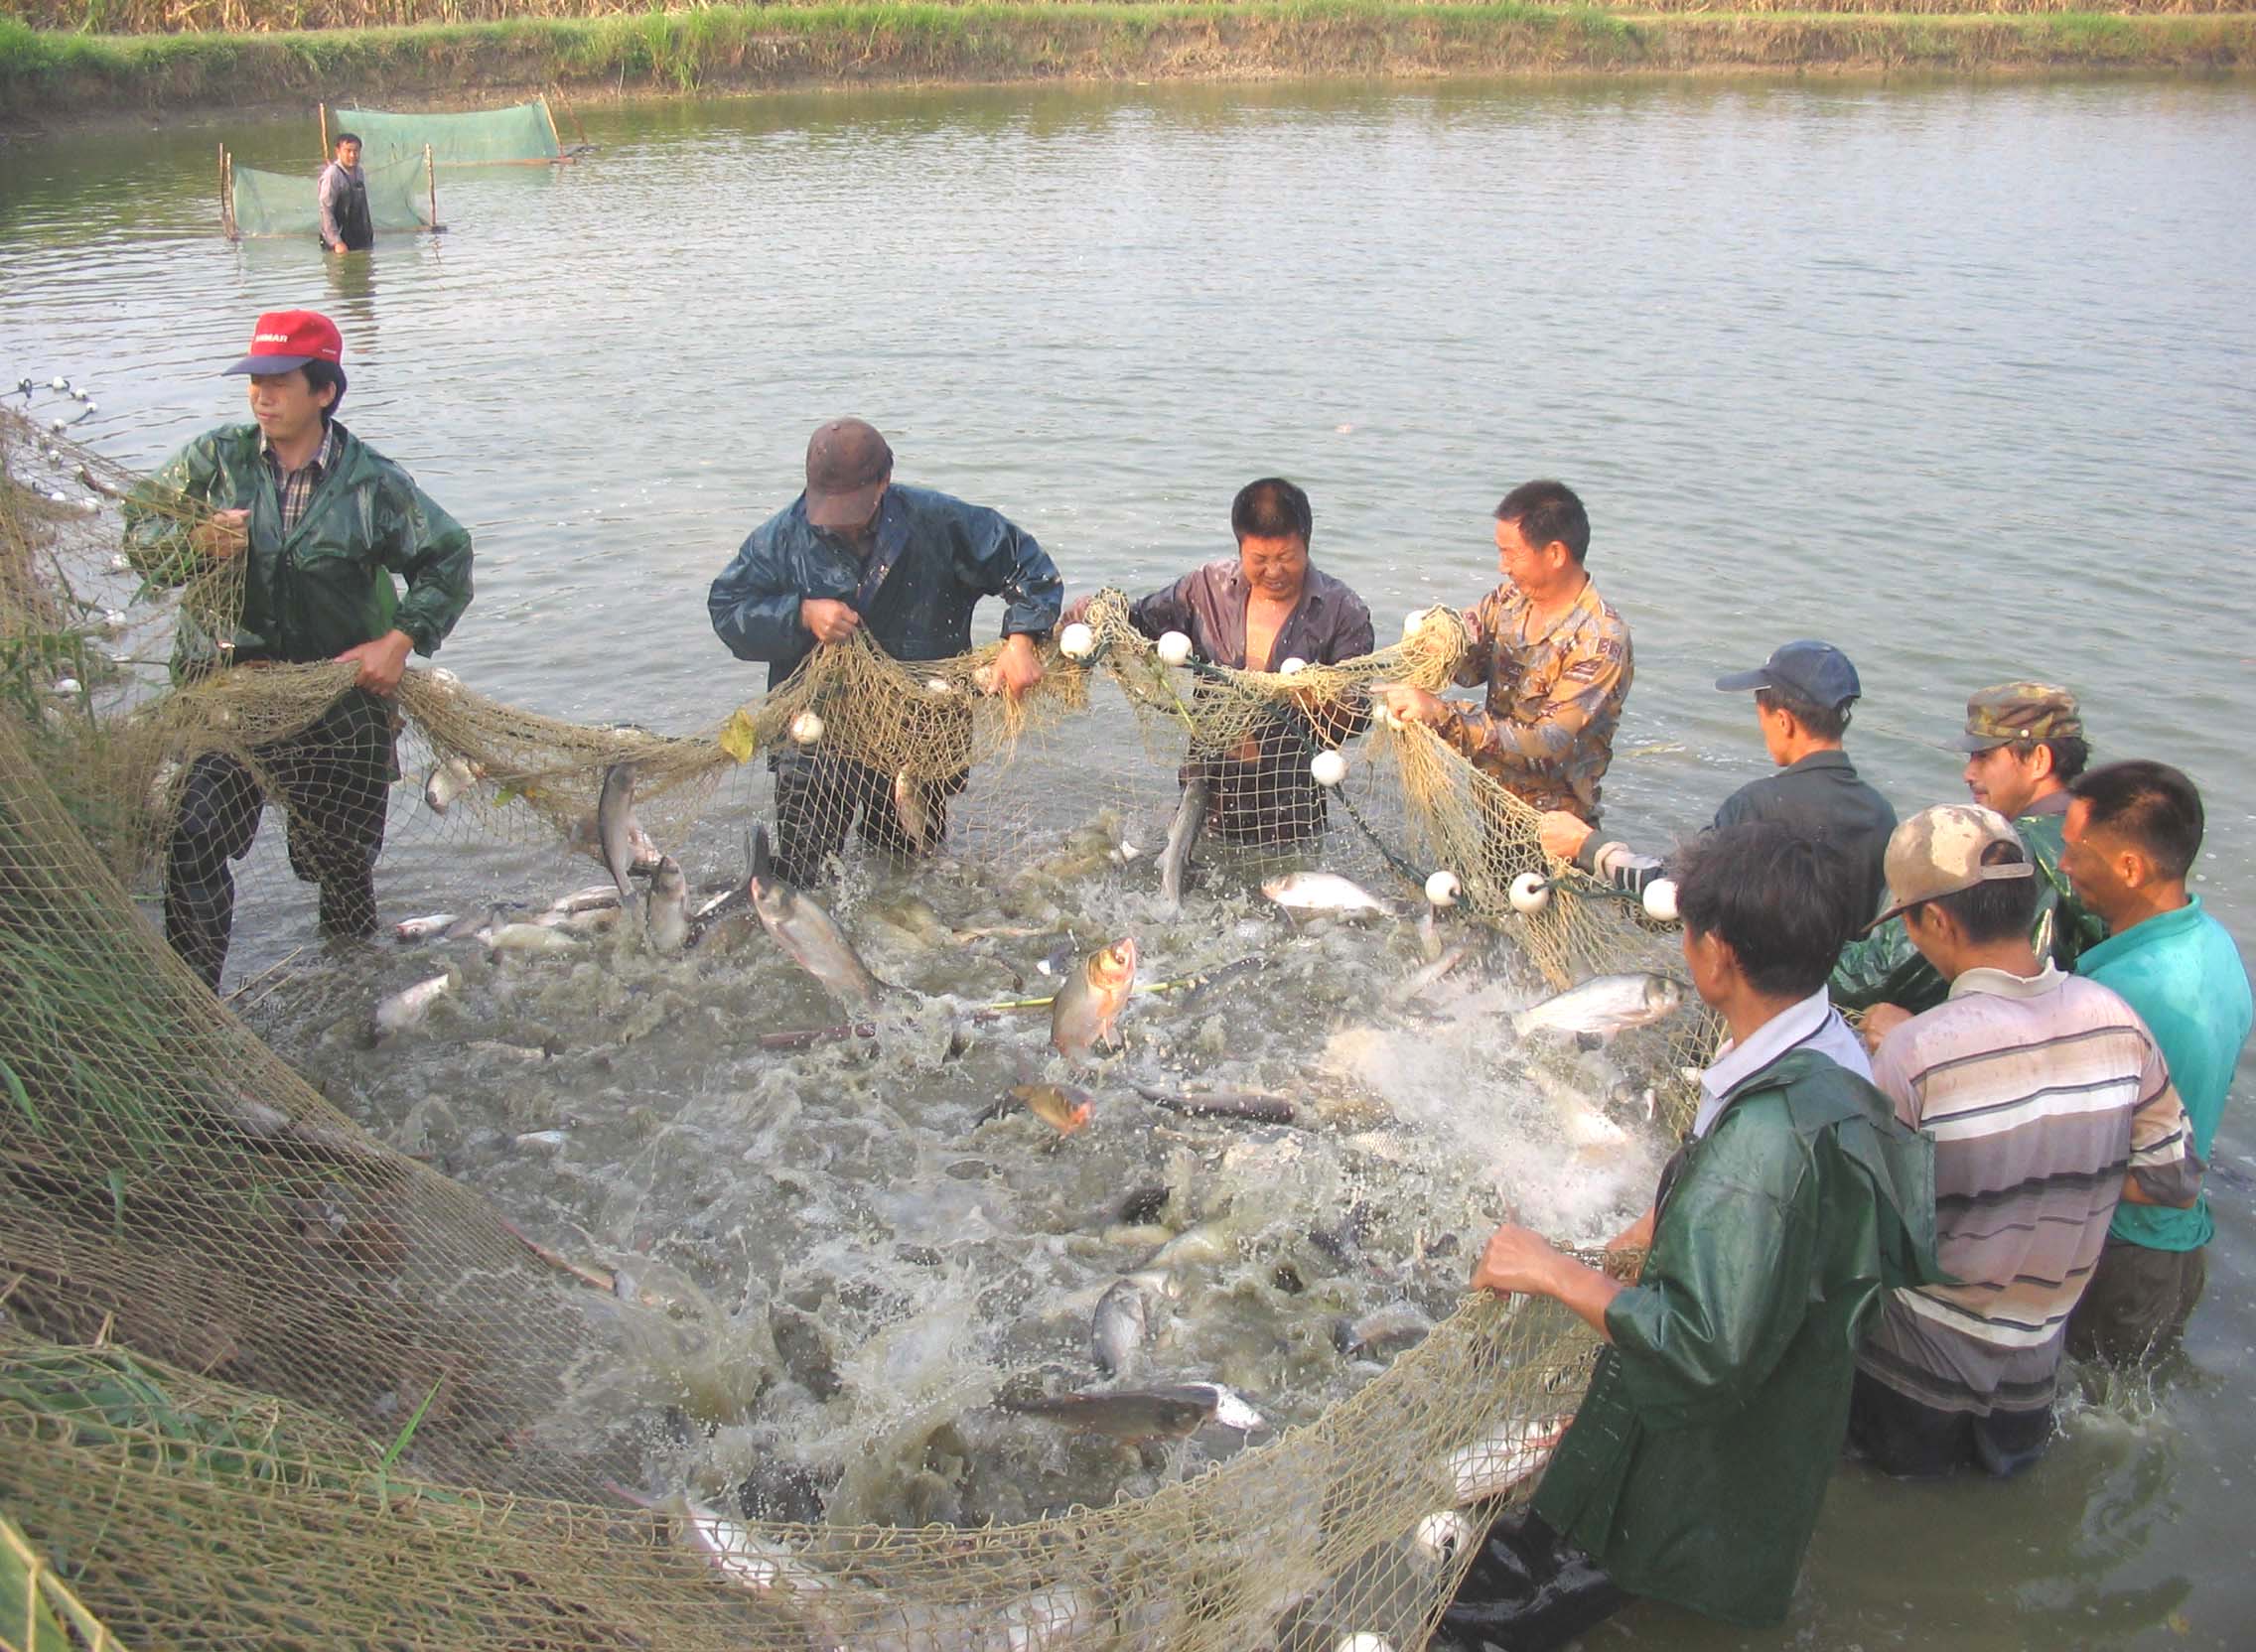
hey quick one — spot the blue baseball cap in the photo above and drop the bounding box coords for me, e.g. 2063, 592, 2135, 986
1715, 640, 1862, 709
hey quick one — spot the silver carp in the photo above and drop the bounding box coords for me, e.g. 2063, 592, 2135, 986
1510, 972, 1683, 1044
606, 1484, 830, 1599
748, 823, 889, 1010
596, 761, 642, 909
1333, 1300, 1436, 1359
1001, 1382, 1266, 1441
644, 855, 690, 954
1090, 1277, 1152, 1378
1050, 936, 1137, 1061
372, 971, 452, 1037
1262, 872, 1395, 917
1446, 1413, 1573, 1506
393, 912, 461, 943
422, 754, 483, 815
1159, 772, 1209, 911
893, 771, 935, 854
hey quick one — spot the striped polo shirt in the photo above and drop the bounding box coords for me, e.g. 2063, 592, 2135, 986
1856, 962, 2197, 1417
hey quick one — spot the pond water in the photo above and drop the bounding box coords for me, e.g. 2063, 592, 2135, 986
3, 71, 2254, 1648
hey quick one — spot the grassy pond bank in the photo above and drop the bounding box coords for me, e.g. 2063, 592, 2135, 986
3, 1, 2252, 125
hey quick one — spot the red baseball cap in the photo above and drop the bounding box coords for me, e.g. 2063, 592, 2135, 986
221, 310, 345, 376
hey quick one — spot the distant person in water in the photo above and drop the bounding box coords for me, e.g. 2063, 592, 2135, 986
1066, 477, 1374, 844
319, 132, 373, 254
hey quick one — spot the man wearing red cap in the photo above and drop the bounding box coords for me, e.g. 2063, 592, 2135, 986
125, 309, 474, 991
708, 418, 1060, 883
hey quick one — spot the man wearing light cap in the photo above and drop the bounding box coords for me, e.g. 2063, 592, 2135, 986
708, 419, 1061, 883
1848, 804, 2197, 1479
1537, 638, 1895, 926
1835, 680, 2107, 1028
123, 309, 474, 992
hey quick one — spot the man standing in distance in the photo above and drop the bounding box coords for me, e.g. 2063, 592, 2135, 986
1536, 639, 1895, 923
1377, 481, 1631, 825
1839, 681, 2106, 1030
124, 310, 474, 991
2057, 761, 2251, 1363
1440, 822, 1934, 1646
708, 418, 1061, 885
1072, 477, 1373, 842
1849, 805, 2197, 1479
318, 132, 373, 254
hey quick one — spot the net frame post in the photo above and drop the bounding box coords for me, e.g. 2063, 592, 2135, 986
217, 143, 236, 241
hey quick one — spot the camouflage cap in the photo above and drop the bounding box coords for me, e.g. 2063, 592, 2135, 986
1951, 682, 2083, 752
1868, 803, 2034, 931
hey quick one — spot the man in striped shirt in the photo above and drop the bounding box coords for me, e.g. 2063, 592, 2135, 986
1848, 804, 2198, 1478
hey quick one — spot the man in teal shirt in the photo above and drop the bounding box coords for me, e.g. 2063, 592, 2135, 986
2059, 760, 2251, 1362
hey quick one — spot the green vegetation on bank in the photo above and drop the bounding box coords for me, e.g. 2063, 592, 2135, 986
2, 1, 2250, 118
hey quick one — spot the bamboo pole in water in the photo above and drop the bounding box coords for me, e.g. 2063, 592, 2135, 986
319, 101, 329, 161
425, 145, 437, 231
539, 93, 565, 162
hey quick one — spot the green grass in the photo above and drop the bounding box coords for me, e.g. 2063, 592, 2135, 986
0, 4, 2249, 117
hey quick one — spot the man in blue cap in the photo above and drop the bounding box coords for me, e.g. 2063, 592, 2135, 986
1537, 639, 1897, 926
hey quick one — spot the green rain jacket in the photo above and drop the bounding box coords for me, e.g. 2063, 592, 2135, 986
1831, 800, 2106, 1015
1532, 1049, 1939, 1627
123, 422, 473, 676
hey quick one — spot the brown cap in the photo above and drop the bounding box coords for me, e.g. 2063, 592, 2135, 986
1951, 682, 2083, 753
804, 418, 893, 531
1867, 803, 2035, 931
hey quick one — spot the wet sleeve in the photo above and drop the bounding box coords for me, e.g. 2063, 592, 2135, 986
1601, 1123, 1818, 1431
317, 166, 344, 249
954, 503, 1061, 639
381, 478, 474, 655
708, 520, 806, 663
1125, 573, 1199, 642
1580, 839, 1665, 898
2126, 1044, 2201, 1208
1328, 596, 1375, 664
1446, 632, 1627, 768
122, 435, 222, 588
1306, 598, 1377, 742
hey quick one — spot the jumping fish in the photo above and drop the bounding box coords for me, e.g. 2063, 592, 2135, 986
1000, 1382, 1266, 1441
1051, 936, 1137, 1061
1007, 1081, 1095, 1136
748, 823, 890, 1010
596, 761, 642, 909
1262, 872, 1395, 918
1510, 972, 1683, 1045
422, 754, 483, 815
1333, 1301, 1436, 1359
604, 1484, 830, 1599
644, 855, 690, 954
1159, 772, 1209, 911
1091, 1277, 1153, 1378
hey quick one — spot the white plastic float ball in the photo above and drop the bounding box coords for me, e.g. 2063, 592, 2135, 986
1401, 607, 1431, 640
1642, 876, 1681, 924
52, 677, 82, 697
1508, 870, 1552, 915
788, 710, 825, 746
49, 377, 67, 392
1411, 1508, 1478, 1564
1337, 1636, 1396, 1652
50, 420, 68, 435
1156, 629, 1194, 667
1058, 620, 1096, 662
1279, 655, 1309, 676
80, 498, 100, 515
924, 675, 954, 697
1309, 749, 1347, 789
1426, 870, 1462, 908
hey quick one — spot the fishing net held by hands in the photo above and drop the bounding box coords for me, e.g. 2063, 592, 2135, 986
0, 403, 1697, 1650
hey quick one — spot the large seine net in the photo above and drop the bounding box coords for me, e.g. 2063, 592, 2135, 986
0, 404, 1707, 1650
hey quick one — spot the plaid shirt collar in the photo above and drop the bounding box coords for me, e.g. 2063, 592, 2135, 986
261, 422, 341, 533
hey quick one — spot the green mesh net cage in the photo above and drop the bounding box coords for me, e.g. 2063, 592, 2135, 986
223, 147, 439, 241
326, 97, 563, 168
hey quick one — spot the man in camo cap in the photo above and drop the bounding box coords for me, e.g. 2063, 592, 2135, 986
1835, 681, 2106, 1033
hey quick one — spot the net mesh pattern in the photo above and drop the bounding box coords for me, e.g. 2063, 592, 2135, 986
0, 404, 1706, 1650
225, 149, 438, 239
331, 98, 562, 167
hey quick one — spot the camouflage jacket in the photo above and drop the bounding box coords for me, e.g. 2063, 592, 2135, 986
1831, 793, 2108, 1014
1443, 578, 1632, 820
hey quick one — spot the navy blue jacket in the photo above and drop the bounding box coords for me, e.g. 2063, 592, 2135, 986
708, 484, 1062, 691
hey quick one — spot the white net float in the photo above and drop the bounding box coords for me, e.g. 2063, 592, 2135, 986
788, 710, 825, 746
1426, 870, 1461, 908
1057, 620, 1096, 661
1508, 871, 1552, 914
1642, 877, 1680, 924
1310, 749, 1347, 788
1156, 630, 1194, 666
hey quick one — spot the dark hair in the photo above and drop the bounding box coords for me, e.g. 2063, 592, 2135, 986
1673, 821, 1858, 998
1929, 839, 2039, 944
2069, 759, 2204, 882
1231, 478, 1312, 546
301, 360, 349, 424
1495, 481, 1591, 564
335, 131, 362, 152
2020, 735, 2090, 784
1757, 683, 1853, 742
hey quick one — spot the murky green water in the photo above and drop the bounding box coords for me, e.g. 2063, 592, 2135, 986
4, 72, 2255, 1648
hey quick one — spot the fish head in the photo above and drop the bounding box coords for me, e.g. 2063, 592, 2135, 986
1643, 975, 1684, 1019
1259, 876, 1290, 901
1088, 936, 1138, 990
1202, 1385, 1267, 1432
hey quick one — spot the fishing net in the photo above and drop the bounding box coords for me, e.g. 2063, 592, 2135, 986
223, 146, 439, 240
327, 97, 563, 167
0, 400, 1706, 1650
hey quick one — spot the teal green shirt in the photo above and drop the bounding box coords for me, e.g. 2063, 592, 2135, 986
2077, 896, 2251, 1251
